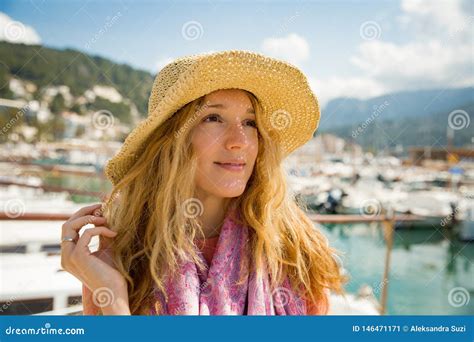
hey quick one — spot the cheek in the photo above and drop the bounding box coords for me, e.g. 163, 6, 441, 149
191, 127, 259, 162
192, 131, 218, 170
191, 126, 222, 150
192, 129, 216, 154
248, 133, 259, 161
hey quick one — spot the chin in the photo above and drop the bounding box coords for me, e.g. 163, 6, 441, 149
214, 180, 247, 197
220, 191, 245, 198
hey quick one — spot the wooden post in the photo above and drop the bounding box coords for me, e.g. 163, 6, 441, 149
379, 207, 395, 315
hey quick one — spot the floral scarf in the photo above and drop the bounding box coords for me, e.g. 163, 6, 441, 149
150, 208, 307, 315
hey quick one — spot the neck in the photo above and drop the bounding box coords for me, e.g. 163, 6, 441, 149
194, 192, 233, 239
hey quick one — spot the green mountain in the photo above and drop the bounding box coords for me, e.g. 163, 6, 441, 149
319, 88, 473, 150
0, 41, 471, 150
0, 41, 154, 116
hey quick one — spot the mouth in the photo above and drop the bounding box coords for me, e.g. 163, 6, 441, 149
214, 162, 246, 172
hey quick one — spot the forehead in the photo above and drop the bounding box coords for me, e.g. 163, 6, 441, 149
203, 89, 253, 108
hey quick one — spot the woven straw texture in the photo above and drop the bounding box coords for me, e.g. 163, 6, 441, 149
105, 50, 320, 185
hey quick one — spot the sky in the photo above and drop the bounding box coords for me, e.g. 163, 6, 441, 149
0, 0, 472, 107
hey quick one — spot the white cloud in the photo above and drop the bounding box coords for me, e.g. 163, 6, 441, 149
350, 39, 473, 90
319, 0, 473, 106
399, 0, 472, 37
261, 33, 310, 66
309, 76, 387, 108
0, 12, 41, 45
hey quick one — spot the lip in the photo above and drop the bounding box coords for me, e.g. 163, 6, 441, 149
214, 162, 246, 172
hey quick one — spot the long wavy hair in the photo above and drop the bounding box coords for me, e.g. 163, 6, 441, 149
102, 89, 346, 315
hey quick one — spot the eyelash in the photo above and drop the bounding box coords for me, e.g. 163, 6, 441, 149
203, 114, 257, 128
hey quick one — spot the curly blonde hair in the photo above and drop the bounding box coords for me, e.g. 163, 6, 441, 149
102, 90, 346, 315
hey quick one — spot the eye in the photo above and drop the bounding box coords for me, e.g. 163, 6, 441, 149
203, 114, 222, 123
245, 119, 258, 128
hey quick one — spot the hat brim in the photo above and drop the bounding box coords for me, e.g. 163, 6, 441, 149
105, 50, 320, 185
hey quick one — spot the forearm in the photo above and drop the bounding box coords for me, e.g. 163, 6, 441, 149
100, 298, 131, 315
82, 283, 131, 315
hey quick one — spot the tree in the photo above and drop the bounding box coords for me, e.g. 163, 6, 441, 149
50, 93, 66, 113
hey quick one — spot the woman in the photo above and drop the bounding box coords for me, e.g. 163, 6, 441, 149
61, 50, 346, 315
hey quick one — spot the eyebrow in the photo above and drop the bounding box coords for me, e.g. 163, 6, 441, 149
206, 103, 255, 115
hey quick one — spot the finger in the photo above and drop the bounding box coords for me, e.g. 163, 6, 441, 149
99, 234, 114, 250
61, 231, 79, 244
61, 216, 106, 246
61, 234, 78, 266
76, 227, 117, 251
68, 203, 103, 221
92, 208, 104, 217
92, 209, 108, 226
63, 215, 107, 234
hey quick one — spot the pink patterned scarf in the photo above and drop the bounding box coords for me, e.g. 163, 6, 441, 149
150, 208, 307, 315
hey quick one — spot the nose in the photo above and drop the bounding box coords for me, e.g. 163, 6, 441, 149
224, 122, 249, 150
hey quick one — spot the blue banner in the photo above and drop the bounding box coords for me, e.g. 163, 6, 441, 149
0, 316, 473, 342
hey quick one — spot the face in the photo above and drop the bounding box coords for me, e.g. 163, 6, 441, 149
190, 89, 259, 199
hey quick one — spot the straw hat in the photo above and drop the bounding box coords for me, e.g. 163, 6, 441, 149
105, 50, 320, 185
